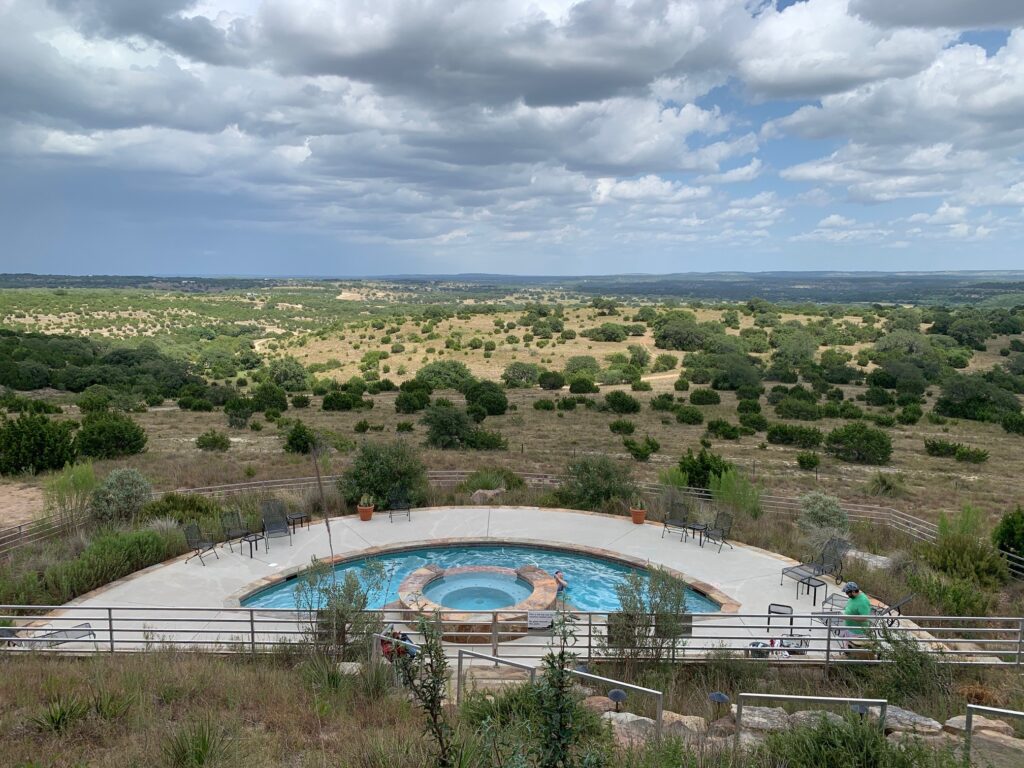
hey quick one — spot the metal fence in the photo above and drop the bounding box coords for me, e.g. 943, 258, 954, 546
3, 471, 1021, 577
963, 704, 1024, 764
3, 606, 1022, 669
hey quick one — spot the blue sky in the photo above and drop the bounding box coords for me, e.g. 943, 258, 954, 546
1, 1, 1023, 277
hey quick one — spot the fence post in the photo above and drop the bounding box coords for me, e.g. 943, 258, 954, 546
587, 613, 593, 662
655, 691, 664, 743
824, 619, 832, 677
250, 610, 257, 654
733, 695, 744, 753
456, 650, 464, 706
491, 612, 499, 660
108, 608, 115, 653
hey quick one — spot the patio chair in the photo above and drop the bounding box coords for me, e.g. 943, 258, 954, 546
220, 510, 250, 553
261, 505, 292, 550
662, 512, 690, 540
703, 512, 734, 553
184, 523, 218, 565
781, 538, 847, 587
387, 487, 412, 523
874, 593, 915, 628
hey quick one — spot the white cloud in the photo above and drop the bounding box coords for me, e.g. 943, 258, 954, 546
818, 214, 855, 228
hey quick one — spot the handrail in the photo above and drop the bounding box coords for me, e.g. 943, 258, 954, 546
962, 704, 1024, 765
734, 692, 888, 752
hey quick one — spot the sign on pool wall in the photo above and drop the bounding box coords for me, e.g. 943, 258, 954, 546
528, 610, 555, 629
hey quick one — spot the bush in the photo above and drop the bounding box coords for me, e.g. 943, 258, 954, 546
394, 389, 430, 414
284, 421, 317, 454
353, 419, 370, 433
934, 373, 1021, 422
533, 399, 555, 411
622, 435, 660, 461
766, 423, 823, 449
538, 371, 566, 390
0, 413, 77, 475
678, 448, 732, 489
864, 386, 894, 406
195, 429, 230, 452
865, 471, 906, 497
796, 451, 820, 471
75, 411, 147, 459
705, 419, 740, 440
339, 441, 428, 507
736, 398, 761, 414
709, 468, 761, 518
568, 377, 599, 394
798, 491, 849, 549
464, 381, 508, 415
291, 394, 310, 409
924, 507, 1009, 588
604, 390, 641, 414
608, 418, 635, 434
649, 393, 675, 411
421, 405, 506, 450
555, 456, 635, 511
458, 467, 525, 493
673, 377, 690, 392
501, 362, 541, 388
141, 492, 222, 526
896, 403, 922, 424
89, 468, 152, 524
1003, 412, 1024, 435
738, 412, 768, 432
630, 380, 652, 392
825, 422, 892, 464
396, 421, 414, 432
674, 405, 704, 425
924, 438, 960, 457
688, 388, 720, 405
775, 397, 821, 420
223, 396, 256, 428
993, 505, 1024, 558
251, 382, 288, 413
415, 360, 476, 392
954, 445, 989, 463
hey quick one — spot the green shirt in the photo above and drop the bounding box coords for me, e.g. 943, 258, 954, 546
843, 592, 872, 635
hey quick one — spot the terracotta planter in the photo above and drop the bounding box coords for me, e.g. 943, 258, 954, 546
357, 505, 374, 522
630, 507, 646, 525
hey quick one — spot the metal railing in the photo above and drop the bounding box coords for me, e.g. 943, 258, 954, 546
962, 704, 1024, 765
734, 693, 888, 751
3, 606, 1022, 669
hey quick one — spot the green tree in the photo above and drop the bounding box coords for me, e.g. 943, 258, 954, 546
0, 413, 77, 475
339, 440, 427, 507
501, 362, 542, 388
993, 505, 1024, 559
267, 356, 309, 391
75, 411, 147, 459
251, 381, 288, 412
825, 422, 892, 464
284, 420, 317, 454
538, 371, 566, 390
415, 360, 476, 392
89, 468, 152, 525
678, 448, 732, 488
464, 381, 508, 415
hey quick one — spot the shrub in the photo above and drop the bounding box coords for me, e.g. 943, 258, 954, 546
796, 451, 820, 471
556, 397, 577, 411
339, 441, 427, 507
284, 421, 317, 454
251, 381, 288, 412
396, 421, 414, 432
353, 419, 370, 433
678, 448, 732, 489
651, 353, 678, 373
141, 492, 222, 528
864, 386, 894, 406
649, 393, 675, 411
738, 412, 768, 432
622, 435, 660, 461
896, 403, 922, 424
673, 377, 690, 392
825, 422, 892, 464
609, 418, 635, 435
195, 429, 230, 452
421, 405, 506, 450
766, 423, 823, 449
993, 505, 1024, 558
75, 411, 147, 459
394, 389, 430, 414
322, 390, 355, 411
865, 471, 906, 498
555, 456, 635, 511
709, 468, 761, 518
906, 569, 995, 617
468, 429, 507, 450
568, 377, 599, 394
464, 381, 508, 415
798, 491, 849, 550
674, 405, 704, 425
89, 468, 152, 524
705, 419, 740, 440
736, 398, 761, 414
538, 371, 566, 390
500, 362, 541, 388
458, 467, 525, 493
688, 388, 720, 405
924, 506, 1009, 588
291, 394, 310, 408
954, 445, 989, 463
604, 390, 641, 414
533, 398, 555, 411
1002, 412, 1024, 435
934, 373, 1021, 422
630, 380, 652, 391
924, 438, 961, 457
775, 397, 821, 420
223, 396, 256, 428
415, 360, 476, 392
0, 413, 77, 475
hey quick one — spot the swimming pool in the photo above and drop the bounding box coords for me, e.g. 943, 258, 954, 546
242, 544, 721, 613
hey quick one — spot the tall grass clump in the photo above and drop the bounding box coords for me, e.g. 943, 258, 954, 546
162, 718, 231, 767
29, 694, 89, 734
708, 468, 761, 519
458, 467, 526, 493
43, 462, 97, 533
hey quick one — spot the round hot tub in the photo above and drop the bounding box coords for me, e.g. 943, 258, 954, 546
421, 571, 533, 611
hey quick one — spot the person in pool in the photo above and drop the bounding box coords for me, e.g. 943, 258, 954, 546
554, 570, 569, 593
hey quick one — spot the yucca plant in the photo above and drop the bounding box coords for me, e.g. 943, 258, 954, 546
29, 694, 89, 733
162, 718, 230, 767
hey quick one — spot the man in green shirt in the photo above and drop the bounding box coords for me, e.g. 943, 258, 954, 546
841, 582, 872, 638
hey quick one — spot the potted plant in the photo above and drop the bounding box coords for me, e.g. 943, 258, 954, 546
629, 496, 647, 525
357, 493, 375, 522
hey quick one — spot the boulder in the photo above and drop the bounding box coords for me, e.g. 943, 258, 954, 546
790, 709, 845, 729
582, 696, 617, 714
870, 705, 942, 735
662, 712, 707, 740
943, 714, 1016, 737
704, 732, 764, 753
602, 711, 656, 746
968, 731, 1024, 768
707, 716, 736, 737
336, 662, 362, 675
470, 488, 504, 504
731, 704, 791, 732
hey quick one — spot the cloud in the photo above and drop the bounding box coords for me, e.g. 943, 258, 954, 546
818, 214, 855, 227
850, 0, 1024, 29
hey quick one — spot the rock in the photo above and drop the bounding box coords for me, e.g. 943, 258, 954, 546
847, 549, 894, 570
704, 732, 764, 753
336, 662, 362, 675
731, 704, 791, 732
969, 732, 1024, 768
583, 696, 617, 714
944, 714, 1016, 737
790, 709, 845, 729
870, 705, 942, 735
602, 711, 656, 746
662, 712, 707, 740
707, 716, 736, 736
470, 488, 504, 504
887, 732, 960, 752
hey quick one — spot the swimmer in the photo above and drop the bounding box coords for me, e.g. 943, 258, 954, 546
554, 570, 569, 593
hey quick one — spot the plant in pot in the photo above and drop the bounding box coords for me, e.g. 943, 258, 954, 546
357, 493, 375, 522
629, 496, 647, 525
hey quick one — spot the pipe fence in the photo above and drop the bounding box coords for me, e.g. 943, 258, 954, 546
962, 704, 1024, 764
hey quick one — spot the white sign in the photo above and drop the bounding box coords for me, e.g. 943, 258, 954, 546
528, 610, 556, 630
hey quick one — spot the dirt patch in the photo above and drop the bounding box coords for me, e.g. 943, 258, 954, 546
0, 482, 44, 528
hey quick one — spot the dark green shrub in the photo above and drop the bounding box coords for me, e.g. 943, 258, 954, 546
622, 435, 659, 461
705, 419, 740, 440
468, 429, 507, 450
195, 429, 230, 452
866, 412, 897, 428
649, 393, 675, 411
954, 445, 989, 463
775, 397, 821, 420
339, 441, 428, 507
178, 396, 214, 412
738, 412, 768, 432
290, 394, 310, 408
556, 397, 577, 411
993, 505, 1024, 558
688, 388, 720, 405
534, 399, 555, 411
736, 398, 761, 414
796, 451, 820, 471
672, 377, 689, 392
142, 493, 222, 526
609, 419, 635, 435
0, 413, 77, 475
464, 381, 508, 415
896, 403, 922, 424
538, 371, 565, 390
415, 360, 476, 392
501, 362, 541, 388
568, 377, 599, 394
678, 447, 732, 488
674, 405, 704, 425
75, 411, 147, 459
224, 396, 256, 428
924, 507, 1008, 588
466, 404, 487, 423
924, 438, 960, 457
396, 421, 414, 433
251, 382, 288, 412
839, 401, 863, 419
394, 389, 430, 414
458, 467, 525, 493
353, 419, 370, 433
322, 390, 356, 411
284, 421, 317, 454
766, 423, 823, 449
604, 390, 641, 414
630, 380, 652, 392
825, 422, 892, 464
555, 456, 635, 511
864, 386, 894, 406
1003, 412, 1024, 435
934, 373, 1021, 422
734, 383, 763, 400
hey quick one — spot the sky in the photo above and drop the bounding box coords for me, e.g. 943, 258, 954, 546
1, 0, 1023, 277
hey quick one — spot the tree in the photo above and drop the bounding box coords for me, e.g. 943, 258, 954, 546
322, 390, 358, 411
935, 373, 1021, 422
224, 396, 256, 428
267, 356, 309, 391
284, 420, 317, 454
339, 440, 428, 507
564, 356, 600, 378
604, 390, 641, 414
422, 404, 476, 449
75, 411, 147, 459
293, 558, 384, 659
415, 360, 476, 392
89, 468, 152, 524
538, 371, 566, 390
825, 422, 892, 465
501, 362, 541, 388
464, 380, 508, 415
555, 456, 635, 511
993, 505, 1024, 559
196, 429, 230, 452
652, 311, 706, 351
678, 448, 732, 488
627, 344, 650, 370
394, 388, 430, 413
0, 413, 77, 475
252, 381, 288, 412
650, 353, 678, 373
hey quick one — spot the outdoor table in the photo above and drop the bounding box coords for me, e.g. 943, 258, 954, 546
798, 575, 826, 606
241, 532, 265, 558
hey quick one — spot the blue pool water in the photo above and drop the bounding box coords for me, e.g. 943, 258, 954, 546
242, 545, 721, 613
423, 572, 533, 610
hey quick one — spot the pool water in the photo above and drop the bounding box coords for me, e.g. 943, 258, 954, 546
242, 544, 721, 613
422, 572, 533, 610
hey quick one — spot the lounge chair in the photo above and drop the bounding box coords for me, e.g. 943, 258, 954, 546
11, 622, 96, 648
703, 512, 734, 553
388, 489, 412, 522
261, 505, 292, 550
220, 510, 250, 553
184, 523, 218, 565
781, 538, 847, 587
